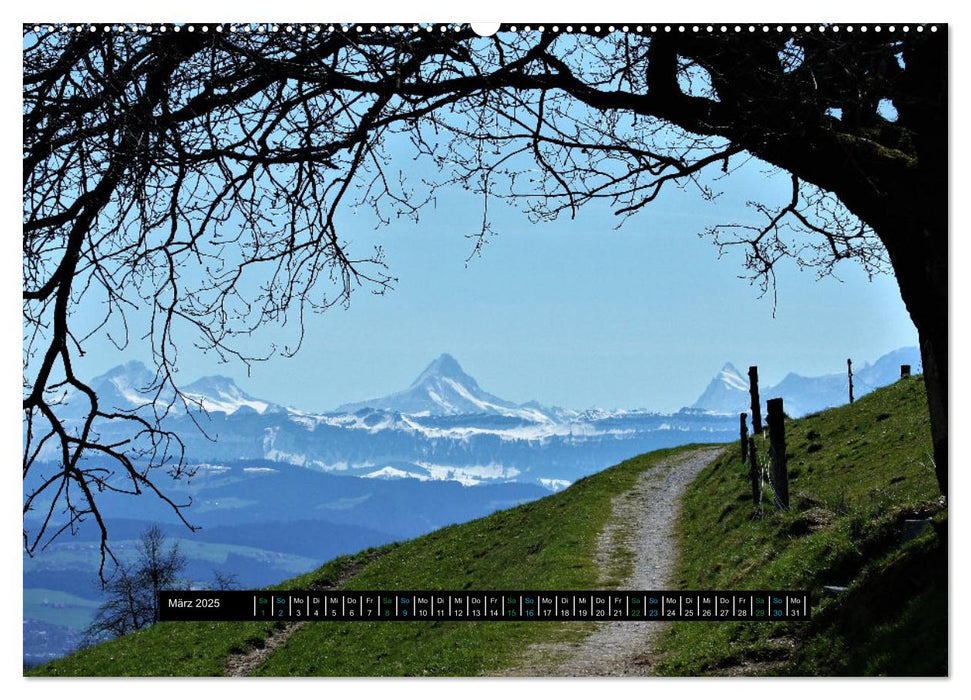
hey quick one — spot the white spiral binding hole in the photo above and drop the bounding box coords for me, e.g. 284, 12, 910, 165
26, 23, 940, 36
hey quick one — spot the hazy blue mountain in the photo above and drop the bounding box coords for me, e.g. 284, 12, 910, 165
25, 347, 917, 664
47, 360, 165, 420
61, 361, 283, 418
90, 360, 160, 409
336, 353, 554, 421
690, 362, 749, 414
689, 347, 922, 417
34, 353, 738, 489
40, 349, 919, 492
181, 374, 282, 415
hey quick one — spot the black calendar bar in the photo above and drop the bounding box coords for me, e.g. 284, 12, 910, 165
159, 590, 809, 622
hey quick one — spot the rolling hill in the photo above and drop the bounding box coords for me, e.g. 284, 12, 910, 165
29, 375, 944, 677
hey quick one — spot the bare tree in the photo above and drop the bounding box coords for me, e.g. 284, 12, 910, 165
23, 24, 947, 573
210, 568, 240, 591
85, 525, 186, 640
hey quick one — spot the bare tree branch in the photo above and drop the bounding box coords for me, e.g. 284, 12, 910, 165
23, 24, 949, 573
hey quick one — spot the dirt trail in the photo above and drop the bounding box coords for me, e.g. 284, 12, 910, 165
224, 549, 388, 677
500, 446, 724, 676
225, 447, 721, 677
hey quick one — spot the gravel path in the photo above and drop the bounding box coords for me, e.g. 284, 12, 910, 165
225, 448, 721, 677
502, 446, 724, 677
224, 549, 389, 677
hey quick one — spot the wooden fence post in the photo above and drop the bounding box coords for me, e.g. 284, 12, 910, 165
847, 358, 854, 404
766, 397, 790, 510
748, 436, 760, 507
901, 364, 911, 378
740, 412, 749, 463
748, 366, 763, 435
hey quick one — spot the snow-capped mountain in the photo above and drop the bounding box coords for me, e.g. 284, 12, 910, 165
335, 353, 554, 422
47, 348, 920, 489
182, 375, 278, 415
85, 361, 279, 416
689, 347, 922, 417
690, 362, 749, 414
47, 354, 737, 489
88, 360, 161, 410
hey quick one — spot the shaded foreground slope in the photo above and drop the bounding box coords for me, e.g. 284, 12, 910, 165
30, 377, 943, 677
500, 448, 722, 676
655, 375, 945, 675
31, 445, 701, 676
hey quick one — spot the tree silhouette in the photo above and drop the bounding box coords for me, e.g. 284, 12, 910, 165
23, 24, 947, 572
84, 525, 186, 639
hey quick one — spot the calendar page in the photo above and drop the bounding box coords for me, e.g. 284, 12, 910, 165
22, 19, 948, 679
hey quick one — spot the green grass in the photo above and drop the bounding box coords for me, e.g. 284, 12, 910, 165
25, 550, 383, 677
24, 589, 101, 631
23, 538, 319, 575
29, 378, 945, 677
30, 445, 696, 677
653, 376, 945, 676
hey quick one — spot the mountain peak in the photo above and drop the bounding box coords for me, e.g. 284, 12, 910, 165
690, 362, 749, 413
410, 353, 475, 387
184, 374, 240, 393
337, 354, 553, 421
427, 353, 464, 374
119, 359, 150, 372
183, 373, 272, 415
94, 359, 153, 381
717, 363, 747, 391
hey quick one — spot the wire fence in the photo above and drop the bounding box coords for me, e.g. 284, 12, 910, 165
742, 361, 918, 517
752, 440, 787, 516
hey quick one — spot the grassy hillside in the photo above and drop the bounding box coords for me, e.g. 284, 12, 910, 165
29, 377, 945, 677
654, 375, 945, 675
30, 445, 695, 676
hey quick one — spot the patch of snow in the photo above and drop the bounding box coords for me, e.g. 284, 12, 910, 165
719, 367, 748, 392
442, 377, 552, 423
109, 376, 153, 407
413, 460, 521, 485
193, 463, 231, 473
538, 478, 572, 492
262, 426, 307, 466
363, 466, 430, 481
184, 389, 269, 415
426, 387, 454, 412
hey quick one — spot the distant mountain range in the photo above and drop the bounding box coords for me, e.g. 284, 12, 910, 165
84, 360, 284, 418
24, 346, 920, 665
47, 348, 921, 488
336, 354, 558, 422
689, 347, 921, 417
39, 353, 734, 488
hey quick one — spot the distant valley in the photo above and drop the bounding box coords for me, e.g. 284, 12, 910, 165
23, 347, 920, 665
43, 348, 920, 488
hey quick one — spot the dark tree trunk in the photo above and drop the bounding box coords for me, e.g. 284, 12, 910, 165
880, 219, 948, 498
883, 31, 948, 498
920, 323, 948, 498
698, 29, 949, 499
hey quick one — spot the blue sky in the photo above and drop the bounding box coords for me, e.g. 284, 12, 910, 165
8, 8, 966, 694
72, 150, 918, 414
17, 25, 919, 415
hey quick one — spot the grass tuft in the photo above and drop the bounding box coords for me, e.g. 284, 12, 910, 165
31, 378, 944, 677
31, 447, 698, 676
653, 376, 945, 676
